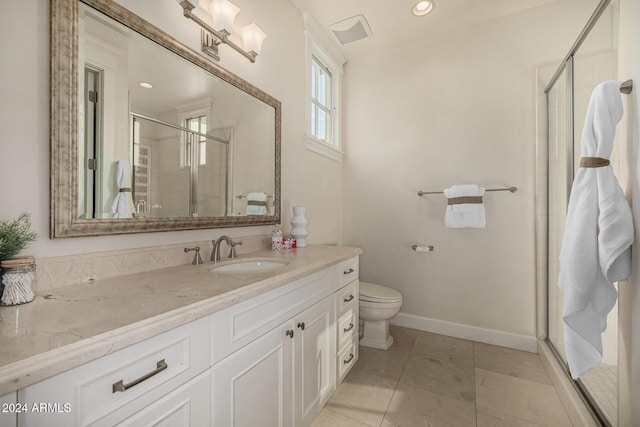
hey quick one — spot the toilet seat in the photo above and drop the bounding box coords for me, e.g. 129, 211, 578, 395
359, 282, 402, 304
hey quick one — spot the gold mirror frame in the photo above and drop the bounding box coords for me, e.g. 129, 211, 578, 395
50, 0, 281, 238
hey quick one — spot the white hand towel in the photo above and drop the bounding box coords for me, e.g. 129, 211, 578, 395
443, 185, 486, 228
110, 160, 135, 218
246, 192, 268, 216
558, 81, 634, 379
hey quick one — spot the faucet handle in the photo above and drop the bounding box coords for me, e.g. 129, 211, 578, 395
184, 246, 203, 265
228, 240, 243, 259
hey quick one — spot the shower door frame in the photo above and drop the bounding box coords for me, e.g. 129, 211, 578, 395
543, 0, 616, 425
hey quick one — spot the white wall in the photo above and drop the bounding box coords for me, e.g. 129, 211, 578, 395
342, 0, 596, 342
0, 0, 343, 258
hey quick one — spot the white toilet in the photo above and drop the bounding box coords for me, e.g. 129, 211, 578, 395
358, 282, 403, 350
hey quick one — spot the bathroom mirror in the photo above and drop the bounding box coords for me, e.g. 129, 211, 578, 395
50, 0, 281, 237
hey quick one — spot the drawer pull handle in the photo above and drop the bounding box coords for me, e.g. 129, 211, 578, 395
343, 268, 354, 275
343, 353, 354, 364
112, 359, 167, 393
286, 330, 294, 339
344, 323, 354, 333
343, 294, 355, 303
297, 322, 305, 330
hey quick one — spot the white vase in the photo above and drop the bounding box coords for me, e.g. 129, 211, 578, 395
290, 206, 308, 247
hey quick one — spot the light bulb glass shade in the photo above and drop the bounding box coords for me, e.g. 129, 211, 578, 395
211, 0, 240, 34
240, 23, 267, 55
412, 0, 435, 16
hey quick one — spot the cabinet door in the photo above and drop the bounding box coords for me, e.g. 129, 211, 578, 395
115, 370, 210, 427
0, 392, 17, 427
295, 295, 336, 427
212, 321, 294, 427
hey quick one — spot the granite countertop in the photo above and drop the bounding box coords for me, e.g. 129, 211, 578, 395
0, 245, 362, 395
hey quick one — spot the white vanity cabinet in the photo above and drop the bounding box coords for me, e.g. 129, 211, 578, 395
12, 253, 361, 427
334, 257, 360, 382
210, 269, 336, 427
294, 295, 336, 425
19, 317, 210, 427
212, 318, 295, 426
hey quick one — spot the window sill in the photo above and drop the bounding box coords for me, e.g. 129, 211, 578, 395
304, 136, 343, 162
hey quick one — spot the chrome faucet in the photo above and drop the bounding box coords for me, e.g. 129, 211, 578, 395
211, 236, 243, 262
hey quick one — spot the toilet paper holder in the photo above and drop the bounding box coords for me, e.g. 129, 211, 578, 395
412, 244, 434, 253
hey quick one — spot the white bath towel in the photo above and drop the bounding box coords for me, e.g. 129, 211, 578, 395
558, 81, 633, 379
110, 160, 135, 218
246, 192, 268, 216
443, 185, 486, 228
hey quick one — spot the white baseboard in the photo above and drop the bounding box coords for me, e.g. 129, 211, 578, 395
390, 312, 538, 353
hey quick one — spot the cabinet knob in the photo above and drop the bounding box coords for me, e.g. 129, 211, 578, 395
343, 323, 354, 333
343, 294, 355, 303
286, 330, 294, 339
343, 353, 354, 365
297, 322, 305, 330
344, 268, 354, 275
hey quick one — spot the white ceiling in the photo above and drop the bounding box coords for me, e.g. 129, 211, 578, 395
290, 0, 566, 61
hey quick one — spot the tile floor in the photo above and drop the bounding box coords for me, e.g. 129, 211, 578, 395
312, 325, 574, 427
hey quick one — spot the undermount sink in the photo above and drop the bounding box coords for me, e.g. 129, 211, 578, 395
210, 259, 288, 275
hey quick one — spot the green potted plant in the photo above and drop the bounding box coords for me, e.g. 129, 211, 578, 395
0, 212, 38, 262
0, 212, 38, 305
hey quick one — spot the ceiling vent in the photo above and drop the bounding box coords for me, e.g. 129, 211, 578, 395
329, 15, 372, 45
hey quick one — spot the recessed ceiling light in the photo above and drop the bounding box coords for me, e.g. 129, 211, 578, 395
139, 82, 153, 89
412, 0, 435, 16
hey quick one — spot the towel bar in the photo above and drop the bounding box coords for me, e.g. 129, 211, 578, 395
417, 186, 517, 197
236, 194, 274, 199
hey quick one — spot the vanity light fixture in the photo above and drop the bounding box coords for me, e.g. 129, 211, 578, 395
179, 0, 267, 63
412, 0, 435, 16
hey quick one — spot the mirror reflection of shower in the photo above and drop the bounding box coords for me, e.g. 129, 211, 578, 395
75, 2, 277, 225
131, 114, 232, 219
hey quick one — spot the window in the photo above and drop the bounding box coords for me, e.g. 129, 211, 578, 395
185, 114, 207, 167
177, 102, 211, 168
311, 55, 333, 143
303, 15, 345, 161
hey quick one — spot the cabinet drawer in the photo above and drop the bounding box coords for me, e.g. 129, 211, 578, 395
20, 317, 209, 427
337, 339, 357, 382
115, 370, 211, 427
337, 310, 356, 350
335, 257, 359, 290
337, 280, 358, 315
210, 269, 331, 364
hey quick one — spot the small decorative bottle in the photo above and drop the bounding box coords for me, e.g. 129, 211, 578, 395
290, 206, 308, 248
271, 226, 283, 251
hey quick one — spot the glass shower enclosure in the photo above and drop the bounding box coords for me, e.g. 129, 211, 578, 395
544, 0, 620, 425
